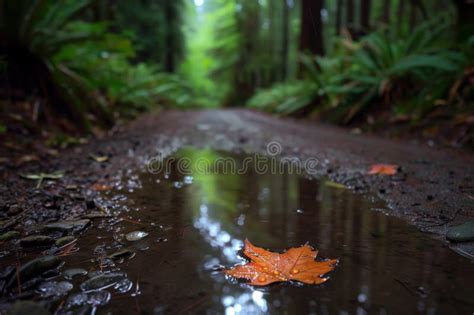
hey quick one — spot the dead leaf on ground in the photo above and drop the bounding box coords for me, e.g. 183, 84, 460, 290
20, 171, 64, 188
324, 180, 347, 189
91, 183, 113, 191
368, 164, 399, 175
89, 154, 109, 163
225, 239, 338, 286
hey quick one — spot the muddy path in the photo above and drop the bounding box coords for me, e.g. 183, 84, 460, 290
1, 109, 473, 255
1, 109, 474, 314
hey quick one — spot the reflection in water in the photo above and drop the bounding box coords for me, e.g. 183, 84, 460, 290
194, 203, 243, 263
60, 148, 473, 314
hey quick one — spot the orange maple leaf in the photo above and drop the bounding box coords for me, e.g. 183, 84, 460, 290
225, 239, 338, 286
368, 164, 398, 175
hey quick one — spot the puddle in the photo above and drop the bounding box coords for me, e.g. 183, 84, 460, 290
2, 148, 474, 314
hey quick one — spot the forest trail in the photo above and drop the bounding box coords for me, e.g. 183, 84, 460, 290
2, 109, 474, 256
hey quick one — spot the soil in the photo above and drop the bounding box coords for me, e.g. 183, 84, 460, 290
1, 109, 473, 257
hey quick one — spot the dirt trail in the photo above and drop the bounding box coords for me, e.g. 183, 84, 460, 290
1, 109, 473, 256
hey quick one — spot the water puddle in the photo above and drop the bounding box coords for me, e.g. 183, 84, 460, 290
2, 148, 473, 314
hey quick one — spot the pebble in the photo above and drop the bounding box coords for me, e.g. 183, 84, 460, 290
0, 230, 20, 241
80, 273, 126, 292
66, 291, 111, 308
126, 231, 149, 242
64, 268, 88, 280
6, 256, 62, 291
446, 221, 474, 242
43, 219, 90, 233
55, 236, 76, 247
37, 281, 73, 297
108, 248, 135, 260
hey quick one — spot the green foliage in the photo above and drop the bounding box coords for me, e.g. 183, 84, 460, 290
248, 81, 319, 114
115, 0, 185, 68
248, 19, 469, 123
1, 0, 198, 128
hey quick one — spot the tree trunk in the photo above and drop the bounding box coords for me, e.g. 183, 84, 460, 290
410, 0, 427, 20
396, 0, 405, 34
282, 0, 290, 79
382, 0, 391, 24
347, 0, 354, 25
164, 1, 175, 72
453, 0, 474, 39
409, 2, 417, 31
336, 0, 343, 34
299, 0, 324, 56
360, 0, 372, 30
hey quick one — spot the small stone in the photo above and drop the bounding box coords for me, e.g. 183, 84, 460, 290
0, 231, 20, 241
43, 219, 90, 233
7, 301, 50, 315
64, 268, 88, 280
446, 221, 474, 242
37, 281, 73, 297
108, 249, 135, 260
66, 291, 111, 308
80, 273, 126, 292
55, 236, 76, 247
6, 256, 62, 291
125, 231, 149, 242
20, 235, 54, 247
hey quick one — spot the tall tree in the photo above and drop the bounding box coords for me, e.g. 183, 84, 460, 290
299, 0, 324, 56
281, 0, 290, 79
452, 0, 474, 39
396, 0, 406, 34
381, 0, 391, 24
347, 0, 355, 25
360, 0, 372, 30
336, 0, 343, 34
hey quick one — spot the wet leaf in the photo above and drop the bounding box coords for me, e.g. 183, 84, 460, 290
125, 231, 149, 241
225, 239, 338, 286
20, 171, 64, 188
90, 154, 109, 163
91, 183, 113, 191
368, 164, 398, 175
324, 180, 347, 189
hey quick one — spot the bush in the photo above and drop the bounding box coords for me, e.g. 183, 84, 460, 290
247, 19, 470, 123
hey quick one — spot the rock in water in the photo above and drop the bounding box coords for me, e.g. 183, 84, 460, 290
6, 256, 62, 291
126, 231, 149, 241
64, 268, 88, 280
80, 273, 126, 291
55, 236, 76, 247
446, 221, 474, 242
20, 235, 54, 247
66, 291, 111, 308
108, 249, 135, 260
43, 219, 91, 233
37, 281, 73, 297
0, 231, 20, 241
7, 301, 50, 315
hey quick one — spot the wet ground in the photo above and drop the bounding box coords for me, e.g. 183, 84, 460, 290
1, 148, 473, 314
0, 109, 473, 313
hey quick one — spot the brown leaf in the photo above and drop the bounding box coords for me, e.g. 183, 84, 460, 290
91, 183, 113, 191
225, 239, 338, 286
368, 164, 398, 175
